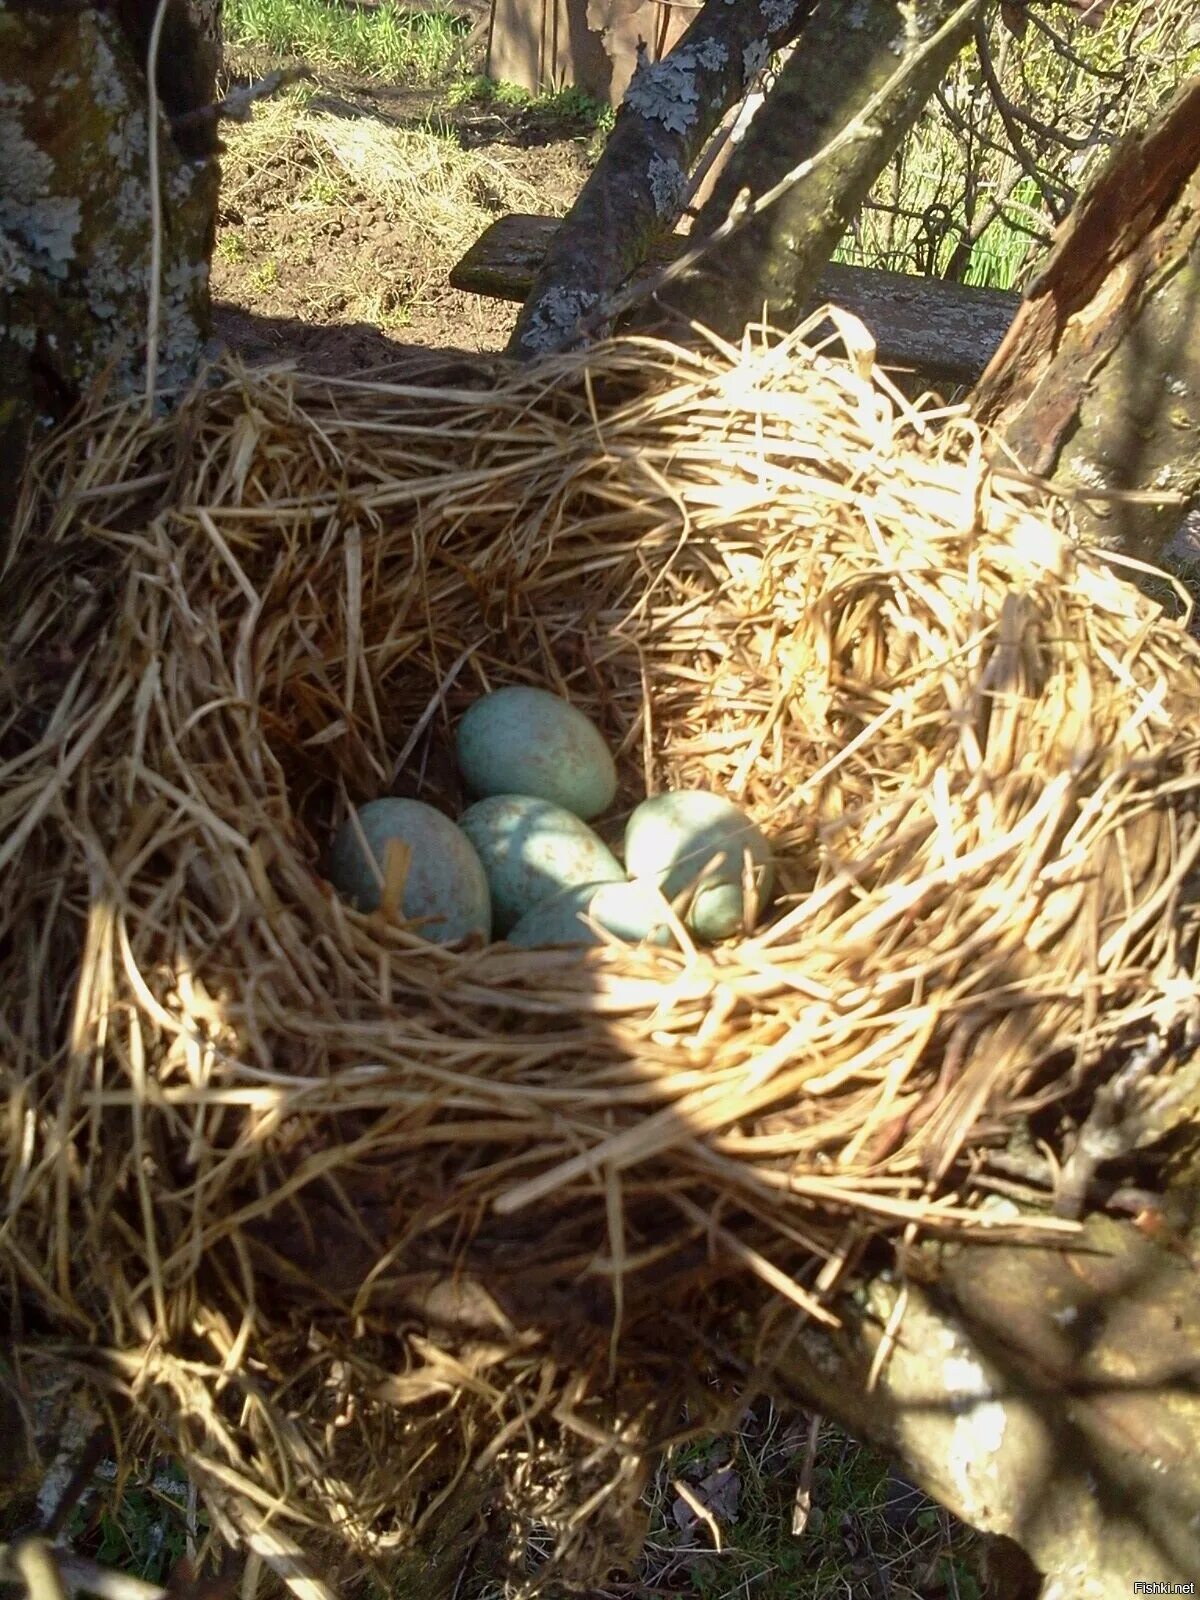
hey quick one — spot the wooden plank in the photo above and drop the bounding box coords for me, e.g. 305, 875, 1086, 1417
484, 0, 691, 108
450, 213, 1021, 385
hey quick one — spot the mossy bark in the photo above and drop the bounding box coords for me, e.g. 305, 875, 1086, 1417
972, 77, 1200, 564
0, 1, 220, 536
654, 0, 980, 340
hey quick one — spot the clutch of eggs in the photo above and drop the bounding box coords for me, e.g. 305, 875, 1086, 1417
327, 686, 774, 950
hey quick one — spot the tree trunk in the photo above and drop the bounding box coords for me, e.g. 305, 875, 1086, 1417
653, 0, 980, 340
767, 1206, 1200, 1600
507, 0, 818, 358
971, 76, 1200, 565
0, 0, 221, 535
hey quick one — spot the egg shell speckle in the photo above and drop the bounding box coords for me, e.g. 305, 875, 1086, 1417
455, 686, 618, 820
507, 879, 676, 948
328, 798, 492, 942
624, 790, 774, 940
458, 794, 624, 933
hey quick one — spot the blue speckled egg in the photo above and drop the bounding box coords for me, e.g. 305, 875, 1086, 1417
329, 798, 491, 942
507, 880, 676, 949
458, 794, 623, 933
624, 790, 774, 941
455, 686, 617, 820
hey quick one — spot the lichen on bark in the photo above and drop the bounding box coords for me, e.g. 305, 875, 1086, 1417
508, 0, 818, 358
656, 0, 980, 340
0, 3, 219, 531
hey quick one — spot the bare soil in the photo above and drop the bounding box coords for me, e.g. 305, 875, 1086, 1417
211, 59, 595, 373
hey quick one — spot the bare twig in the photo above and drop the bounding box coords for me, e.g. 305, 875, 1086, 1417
1021, 4, 1126, 78
170, 66, 313, 135
980, 29, 1121, 155
144, 0, 171, 412
45, 1552, 165, 1600
973, 15, 1071, 218
791, 1412, 822, 1536
5, 1541, 71, 1600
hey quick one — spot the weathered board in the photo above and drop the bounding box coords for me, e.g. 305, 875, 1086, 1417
451, 212, 1021, 386
485, 0, 692, 108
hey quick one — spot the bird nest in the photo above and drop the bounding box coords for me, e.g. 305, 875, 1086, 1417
3, 322, 1200, 1594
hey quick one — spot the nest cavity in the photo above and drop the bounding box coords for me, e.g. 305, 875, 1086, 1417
3, 325, 1200, 1591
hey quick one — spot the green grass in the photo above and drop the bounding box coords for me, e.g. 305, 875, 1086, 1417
832, 141, 1048, 293
65, 1420, 985, 1600
448, 73, 616, 136
628, 1408, 984, 1600
223, 0, 469, 82
64, 1462, 208, 1588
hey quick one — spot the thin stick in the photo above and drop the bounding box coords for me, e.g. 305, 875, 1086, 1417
47, 1553, 165, 1600
144, 0, 171, 412
6, 1542, 70, 1600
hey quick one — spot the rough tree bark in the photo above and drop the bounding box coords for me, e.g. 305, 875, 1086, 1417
507, 0, 818, 358
972, 75, 1200, 564
766, 1207, 1200, 1600
0, 0, 222, 533
652, 0, 981, 339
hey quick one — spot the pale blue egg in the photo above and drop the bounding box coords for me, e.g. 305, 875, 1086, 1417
459, 794, 624, 933
456, 686, 617, 820
624, 791, 774, 941
507, 880, 676, 948
329, 798, 491, 942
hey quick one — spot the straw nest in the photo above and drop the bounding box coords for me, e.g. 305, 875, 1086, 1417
3, 322, 1200, 1593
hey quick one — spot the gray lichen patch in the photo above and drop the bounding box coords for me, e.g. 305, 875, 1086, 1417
88, 27, 131, 117
108, 106, 149, 165
158, 256, 209, 391
115, 172, 152, 232
1, 3, 216, 412
647, 154, 688, 220
625, 54, 701, 135
0, 109, 82, 279
0, 231, 32, 289
694, 38, 729, 70
760, 0, 797, 28
86, 242, 135, 323
168, 162, 202, 207
520, 285, 602, 354
742, 39, 771, 80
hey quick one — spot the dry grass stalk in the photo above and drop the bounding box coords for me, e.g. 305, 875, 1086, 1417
3, 319, 1199, 1586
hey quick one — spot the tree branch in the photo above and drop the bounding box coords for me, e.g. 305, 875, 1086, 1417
766, 1212, 1200, 1596
506, 0, 818, 358
972, 76, 1200, 563
555, 0, 981, 350
654, 0, 982, 340
170, 65, 313, 136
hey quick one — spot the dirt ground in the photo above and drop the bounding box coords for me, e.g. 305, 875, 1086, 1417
211, 56, 596, 372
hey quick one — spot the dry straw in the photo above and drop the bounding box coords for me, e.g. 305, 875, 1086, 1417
3, 318, 1200, 1591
